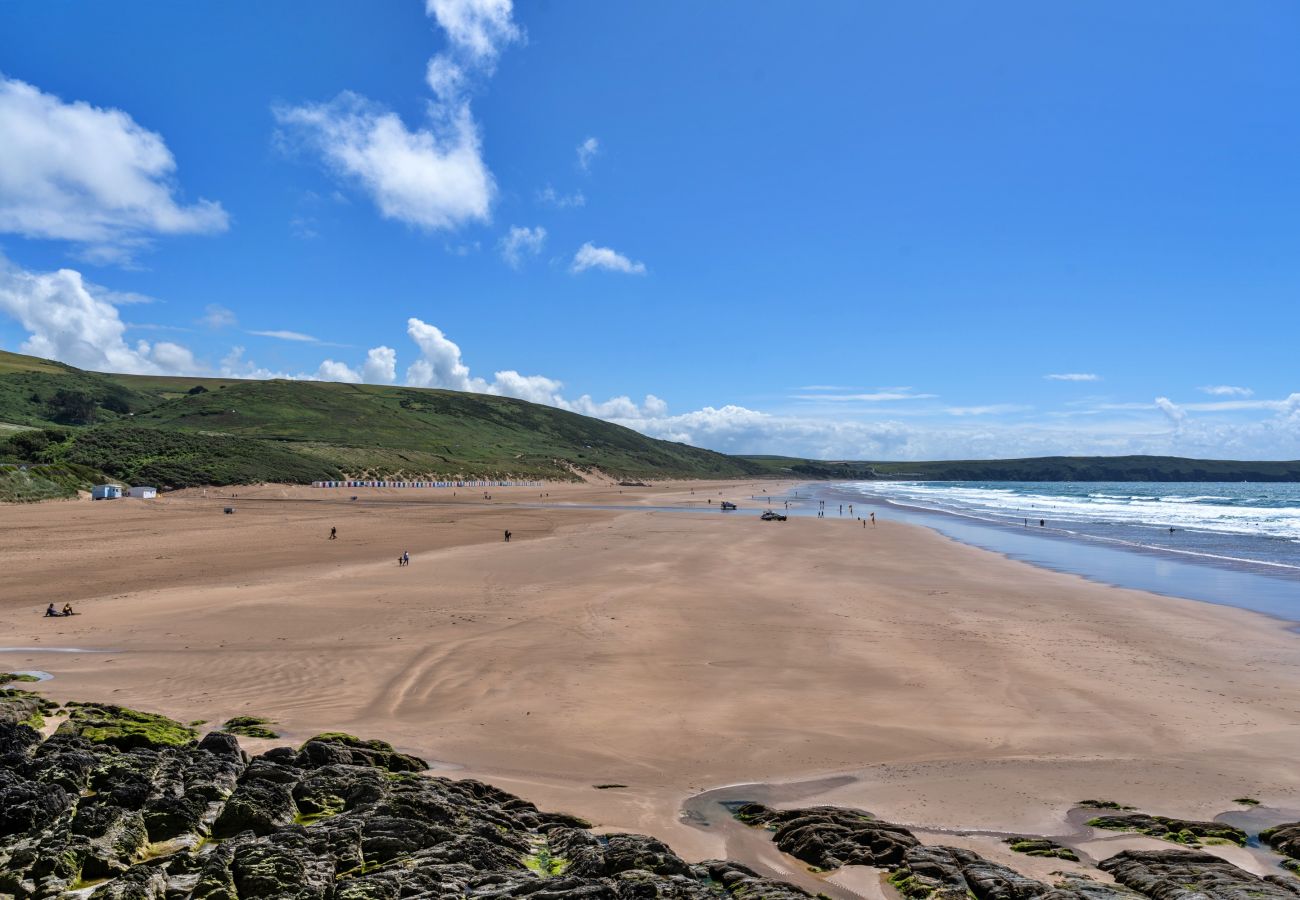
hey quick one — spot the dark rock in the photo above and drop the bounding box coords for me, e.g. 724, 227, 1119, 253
1005, 836, 1079, 861
1100, 847, 1300, 900
1086, 813, 1247, 847
1263, 822, 1300, 862
733, 802, 920, 869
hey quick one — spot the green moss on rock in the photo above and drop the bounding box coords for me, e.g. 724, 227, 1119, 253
221, 715, 280, 739
59, 701, 197, 749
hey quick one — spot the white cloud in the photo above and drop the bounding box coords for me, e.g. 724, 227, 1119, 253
425, 56, 466, 101
0, 255, 203, 374
499, 225, 546, 268
1154, 396, 1186, 427
249, 329, 319, 343
274, 93, 493, 232
577, 136, 599, 171
1200, 384, 1253, 397
425, 0, 521, 63
0, 74, 228, 262
316, 359, 361, 382
275, 1, 520, 235
363, 346, 398, 384
536, 185, 586, 208
570, 242, 646, 275
200, 304, 238, 329
1045, 373, 1100, 382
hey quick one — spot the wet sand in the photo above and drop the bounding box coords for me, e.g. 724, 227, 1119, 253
4, 480, 1300, 870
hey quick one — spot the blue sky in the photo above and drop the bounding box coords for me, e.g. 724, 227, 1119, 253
1, 1, 1298, 460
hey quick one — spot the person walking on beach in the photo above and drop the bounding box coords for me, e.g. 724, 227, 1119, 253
402, 551, 410, 566
870, 512, 876, 526
504, 529, 512, 543
329, 526, 337, 540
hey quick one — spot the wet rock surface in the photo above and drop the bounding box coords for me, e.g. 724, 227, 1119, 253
732, 803, 920, 869
1084, 814, 1247, 848
1263, 823, 1300, 871
1099, 849, 1300, 900
0, 702, 821, 900
734, 803, 1300, 900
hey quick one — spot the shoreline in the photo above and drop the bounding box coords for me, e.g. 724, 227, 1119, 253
4, 479, 1300, 878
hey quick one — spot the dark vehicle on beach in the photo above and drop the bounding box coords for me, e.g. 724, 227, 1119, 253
760, 510, 787, 521
720, 501, 737, 510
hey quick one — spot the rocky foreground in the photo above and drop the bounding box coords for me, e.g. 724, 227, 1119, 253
4, 690, 1300, 900
0, 692, 807, 900
733, 804, 1300, 900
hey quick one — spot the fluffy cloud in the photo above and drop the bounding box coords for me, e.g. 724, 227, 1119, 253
0, 256, 200, 374
277, 1, 519, 235
425, 0, 521, 63
498, 225, 546, 267
1200, 384, 1253, 397
401, 317, 663, 418
0, 74, 228, 262
362, 346, 398, 384
577, 136, 599, 171
570, 242, 646, 275
274, 93, 493, 232
1045, 372, 1100, 382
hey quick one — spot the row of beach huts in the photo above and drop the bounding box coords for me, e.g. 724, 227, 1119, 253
91, 484, 157, 500
311, 480, 543, 489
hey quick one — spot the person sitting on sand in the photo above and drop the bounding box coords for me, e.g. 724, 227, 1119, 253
45, 603, 58, 617
62, 603, 74, 616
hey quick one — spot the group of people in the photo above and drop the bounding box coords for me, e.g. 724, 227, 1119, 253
398, 551, 411, 567
43, 603, 75, 617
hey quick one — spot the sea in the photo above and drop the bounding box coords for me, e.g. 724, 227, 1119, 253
812, 481, 1300, 621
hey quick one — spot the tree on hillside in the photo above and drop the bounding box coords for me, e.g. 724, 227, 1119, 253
47, 389, 97, 425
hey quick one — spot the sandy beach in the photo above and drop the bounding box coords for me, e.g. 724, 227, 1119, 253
4, 480, 1300, 866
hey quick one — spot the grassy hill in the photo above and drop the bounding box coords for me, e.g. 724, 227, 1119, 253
3, 348, 1297, 499
0, 349, 759, 494
741, 455, 1300, 482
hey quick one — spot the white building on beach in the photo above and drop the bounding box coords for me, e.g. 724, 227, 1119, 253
91, 484, 124, 500
127, 486, 157, 499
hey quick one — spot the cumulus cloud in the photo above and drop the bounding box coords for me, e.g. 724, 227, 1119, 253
274, 93, 493, 232
499, 225, 546, 268
0, 255, 201, 374
401, 317, 663, 419
0, 74, 228, 262
275, 1, 520, 234
1200, 384, 1253, 397
577, 136, 599, 171
570, 242, 646, 275
362, 346, 398, 384
1045, 373, 1100, 382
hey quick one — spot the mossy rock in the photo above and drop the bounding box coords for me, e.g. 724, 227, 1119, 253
0, 687, 59, 728
1077, 799, 1135, 810
59, 701, 197, 749
0, 672, 41, 684
221, 715, 280, 739
1005, 837, 1078, 861
1233, 797, 1260, 806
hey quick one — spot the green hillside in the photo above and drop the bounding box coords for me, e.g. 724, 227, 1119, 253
0, 349, 759, 492
741, 455, 1300, 482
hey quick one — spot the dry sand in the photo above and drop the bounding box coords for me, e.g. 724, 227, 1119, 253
4, 480, 1300, 866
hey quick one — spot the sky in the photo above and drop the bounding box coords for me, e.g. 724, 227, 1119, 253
1, 1, 1298, 461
